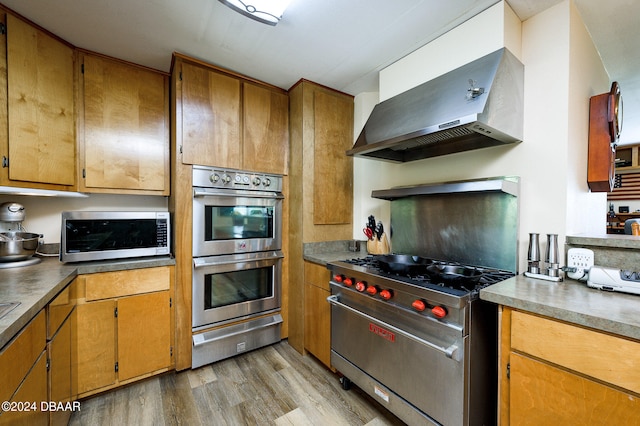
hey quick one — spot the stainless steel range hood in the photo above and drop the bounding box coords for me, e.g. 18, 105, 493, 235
348, 48, 524, 162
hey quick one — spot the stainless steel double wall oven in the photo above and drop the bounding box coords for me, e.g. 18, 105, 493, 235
191, 165, 284, 368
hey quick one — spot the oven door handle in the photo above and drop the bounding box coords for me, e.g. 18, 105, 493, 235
193, 314, 283, 347
194, 252, 284, 268
327, 295, 462, 362
193, 189, 284, 199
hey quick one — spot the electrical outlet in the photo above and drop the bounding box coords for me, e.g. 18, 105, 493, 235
566, 248, 594, 281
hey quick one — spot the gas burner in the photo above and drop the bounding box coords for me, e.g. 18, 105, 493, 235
342, 254, 514, 296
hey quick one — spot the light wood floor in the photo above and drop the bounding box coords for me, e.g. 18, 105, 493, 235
69, 340, 405, 425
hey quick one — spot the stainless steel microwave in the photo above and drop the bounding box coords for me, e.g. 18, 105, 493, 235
60, 211, 170, 262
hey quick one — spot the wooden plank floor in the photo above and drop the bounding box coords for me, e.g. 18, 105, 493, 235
69, 341, 406, 425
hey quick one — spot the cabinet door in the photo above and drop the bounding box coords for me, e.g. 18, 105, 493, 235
81, 54, 169, 194
313, 89, 353, 225
75, 300, 116, 395
243, 83, 289, 174
6, 14, 75, 187
0, 310, 46, 404
304, 283, 331, 368
48, 315, 72, 426
180, 62, 241, 168
1, 351, 49, 426
117, 291, 171, 381
510, 352, 640, 425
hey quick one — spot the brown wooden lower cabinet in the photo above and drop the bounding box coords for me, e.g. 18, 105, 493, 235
47, 280, 77, 426
510, 352, 640, 424
0, 311, 48, 426
500, 307, 640, 425
117, 291, 171, 381
74, 267, 174, 398
48, 312, 74, 426
3, 351, 49, 426
75, 300, 117, 395
303, 261, 332, 368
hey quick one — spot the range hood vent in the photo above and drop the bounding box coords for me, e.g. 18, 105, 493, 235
348, 48, 524, 162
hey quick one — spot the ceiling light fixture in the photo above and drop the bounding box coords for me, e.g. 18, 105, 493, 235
218, 0, 292, 26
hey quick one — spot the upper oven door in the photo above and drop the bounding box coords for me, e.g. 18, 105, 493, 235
193, 188, 283, 257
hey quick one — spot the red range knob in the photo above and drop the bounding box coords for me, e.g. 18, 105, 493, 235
412, 299, 426, 312
366, 285, 378, 296
431, 306, 448, 319
343, 277, 354, 287
333, 274, 344, 283
355, 281, 367, 292
379, 289, 393, 300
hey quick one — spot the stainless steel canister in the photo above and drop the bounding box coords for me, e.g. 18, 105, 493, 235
527, 233, 540, 274
545, 233, 559, 277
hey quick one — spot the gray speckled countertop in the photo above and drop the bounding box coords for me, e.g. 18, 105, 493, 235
302, 240, 370, 265
480, 274, 640, 341
0, 255, 175, 349
567, 233, 640, 250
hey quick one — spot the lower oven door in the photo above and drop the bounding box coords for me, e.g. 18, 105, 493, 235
192, 251, 283, 329
328, 288, 467, 426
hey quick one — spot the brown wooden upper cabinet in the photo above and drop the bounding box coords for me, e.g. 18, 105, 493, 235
78, 52, 170, 195
1, 13, 76, 190
243, 82, 289, 175
174, 55, 289, 175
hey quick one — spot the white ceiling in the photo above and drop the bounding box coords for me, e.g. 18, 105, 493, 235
2, 0, 639, 144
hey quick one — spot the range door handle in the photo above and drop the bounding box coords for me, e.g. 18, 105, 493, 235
327, 295, 461, 362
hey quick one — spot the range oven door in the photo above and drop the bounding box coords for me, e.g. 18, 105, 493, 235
193, 188, 283, 257
328, 286, 467, 426
192, 251, 283, 329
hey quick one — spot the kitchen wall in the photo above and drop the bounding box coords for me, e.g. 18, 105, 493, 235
352, 0, 609, 273
0, 194, 167, 244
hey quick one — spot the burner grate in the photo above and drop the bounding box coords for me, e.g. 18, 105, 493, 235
342, 255, 514, 295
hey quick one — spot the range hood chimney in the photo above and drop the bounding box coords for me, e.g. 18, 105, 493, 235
348, 48, 524, 162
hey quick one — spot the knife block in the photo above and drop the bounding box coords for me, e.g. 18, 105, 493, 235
367, 233, 390, 255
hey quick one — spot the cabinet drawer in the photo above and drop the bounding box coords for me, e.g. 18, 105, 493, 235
511, 310, 640, 394
84, 267, 171, 301
304, 261, 330, 291
48, 280, 77, 339
0, 310, 46, 403
510, 352, 640, 424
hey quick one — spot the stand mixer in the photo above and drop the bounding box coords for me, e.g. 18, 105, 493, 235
0, 202, 42, 268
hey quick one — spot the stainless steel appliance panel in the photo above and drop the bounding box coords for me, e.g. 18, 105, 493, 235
193, 188, 282, 257
389, 191, 519, 272
192, 251, 283, 329
329, 290, 466, 426
192, 314, 282, 368
330, 352, 439, 426
60, 211, 170, 262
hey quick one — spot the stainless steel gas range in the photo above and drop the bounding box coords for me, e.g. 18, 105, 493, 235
327, 177, 520, 426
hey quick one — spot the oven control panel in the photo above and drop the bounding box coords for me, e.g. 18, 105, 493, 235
193, 165, 282, 192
